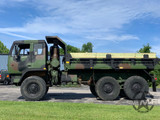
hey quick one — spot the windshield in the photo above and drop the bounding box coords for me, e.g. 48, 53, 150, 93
11, 44, 30, 56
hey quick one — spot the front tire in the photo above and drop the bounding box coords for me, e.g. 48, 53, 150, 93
21, 76, 46, 101
96, 77, 120, 101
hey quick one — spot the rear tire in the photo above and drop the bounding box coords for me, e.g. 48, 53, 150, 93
90, 85, 98, 97
96, 77, 120, 101
124, 76, 149, 100
21, 76, 46, 101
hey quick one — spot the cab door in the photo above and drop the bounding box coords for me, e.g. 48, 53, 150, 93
31, 43, 46, 70
8, 43, 32, 74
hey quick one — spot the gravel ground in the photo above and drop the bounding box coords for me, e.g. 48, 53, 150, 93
0, 84, 160, 105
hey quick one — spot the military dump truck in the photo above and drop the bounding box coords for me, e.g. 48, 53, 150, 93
8, 36, 158, 101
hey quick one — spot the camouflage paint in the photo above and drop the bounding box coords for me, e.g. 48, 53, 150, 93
61, 72, 77, 83
8, 40, 47, 83
8, 36, 160, 90
65, 58, 150, 70
93, 64, 112, 69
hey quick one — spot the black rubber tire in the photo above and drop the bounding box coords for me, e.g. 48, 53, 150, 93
90, 85, 98, 97
3, 80, 9, 85
96, 77, 120, 101
21, 76, 46, 101
45, 86, 49, 95
124, 76, 149, 100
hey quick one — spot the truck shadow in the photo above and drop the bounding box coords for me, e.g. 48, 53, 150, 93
44, 93, 95, 101
19, 94, 125, 102
18, 92, 155, 101
18, 93, 96, 101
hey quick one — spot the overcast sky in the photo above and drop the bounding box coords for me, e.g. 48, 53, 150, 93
0, 0, 160, 55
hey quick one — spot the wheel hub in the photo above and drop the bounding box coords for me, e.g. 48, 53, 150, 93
103, 83, 113, 93
27, 83, 39, 94
132, 83, 141, 92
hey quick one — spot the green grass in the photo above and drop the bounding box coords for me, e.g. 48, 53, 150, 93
0, 101, 160, 120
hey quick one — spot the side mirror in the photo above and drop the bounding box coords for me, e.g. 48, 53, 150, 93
14, 55, 20, 60
14, 55, 18, 59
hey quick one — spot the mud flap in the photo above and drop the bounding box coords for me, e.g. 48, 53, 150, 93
152, 80, 157, 92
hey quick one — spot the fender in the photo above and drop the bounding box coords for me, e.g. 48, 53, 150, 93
19, 69, 47, 84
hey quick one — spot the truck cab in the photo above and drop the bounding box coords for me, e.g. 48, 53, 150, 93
8, 40, 48, 84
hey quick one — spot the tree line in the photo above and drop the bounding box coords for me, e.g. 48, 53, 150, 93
60, 42, 93, 54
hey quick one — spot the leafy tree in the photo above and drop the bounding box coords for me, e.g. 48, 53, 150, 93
81, 42, 93, 53
137, 43, 151, 53
0, 41, 9, 54
67, 45, 81, 53
60, 45, 81, 55
137, 43, 160, 86
59, 42, 93, 55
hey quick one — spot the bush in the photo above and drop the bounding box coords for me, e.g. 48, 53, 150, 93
150, 70, 160, 86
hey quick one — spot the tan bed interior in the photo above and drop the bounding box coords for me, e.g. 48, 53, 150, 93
70, 53, 156, 59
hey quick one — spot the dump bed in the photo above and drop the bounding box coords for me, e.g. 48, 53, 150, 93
65, 53, 160, 70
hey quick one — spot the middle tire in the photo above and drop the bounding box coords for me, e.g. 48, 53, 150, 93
89, 85, 98, 97
96, 77, 120, 101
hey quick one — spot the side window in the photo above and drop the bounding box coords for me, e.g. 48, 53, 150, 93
34, 44, 43, 55
19, 44, 30, 56
11, 44, 30, 56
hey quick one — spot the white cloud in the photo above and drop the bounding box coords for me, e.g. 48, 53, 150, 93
0, 31, 35, 39
86, 34, 139, 42
0, 0, 28, 6
151, 45, 160, 57
0, 0, 160, 42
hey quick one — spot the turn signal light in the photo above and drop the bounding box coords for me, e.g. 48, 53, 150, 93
6, 75, 9, 78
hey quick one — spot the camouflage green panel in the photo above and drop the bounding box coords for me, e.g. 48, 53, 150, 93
31, 45, 46, 69
11, 76, 21, 83
8, 55, 21, 74
65, 58, 148, 70
118, 61, 147, 69
154, 61, 160, 70
93, 64, 112, 69
8, 40, 46, 75
24, 40, 39, 44
61, 72, 77, 82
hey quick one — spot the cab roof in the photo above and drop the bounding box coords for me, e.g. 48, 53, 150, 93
13, 40, 46, 44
